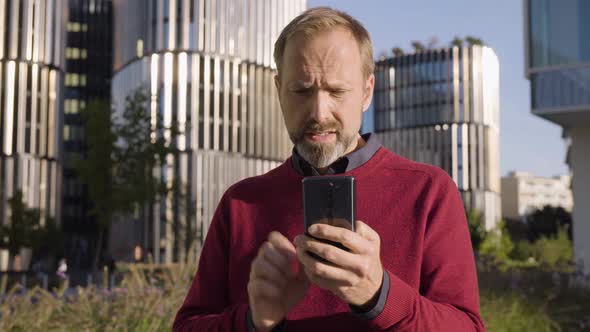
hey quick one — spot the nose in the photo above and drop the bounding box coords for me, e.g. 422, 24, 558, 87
309, 90, 332, 123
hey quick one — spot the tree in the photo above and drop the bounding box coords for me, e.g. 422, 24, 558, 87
479, 220, 514, 266
426, 36, 439, 50
532, 226, 573, 270
74, 99, 118, 271
112, 86, 180, 221
526, 205, 572, 242
411, 41, 425, 52
451, 36, 464, 48
5, 191, 42, 256
466, 209, 487, 252
75, 87, 180, 270
465, 36, 484, 46
391, 47, 404, 57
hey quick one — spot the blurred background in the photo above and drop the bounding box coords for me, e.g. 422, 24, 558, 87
0, 0, 588, 330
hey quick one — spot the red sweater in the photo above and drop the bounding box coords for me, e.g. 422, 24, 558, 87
173, 148, 485, 331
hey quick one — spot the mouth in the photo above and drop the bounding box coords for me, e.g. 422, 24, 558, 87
304, 131, 337, 143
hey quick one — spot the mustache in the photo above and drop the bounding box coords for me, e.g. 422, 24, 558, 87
296, 120, 342, 139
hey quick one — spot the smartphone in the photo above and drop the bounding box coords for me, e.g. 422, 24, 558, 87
302, 176, 356, 257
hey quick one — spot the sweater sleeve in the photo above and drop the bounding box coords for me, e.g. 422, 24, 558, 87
364, 174, 486, 331
172, 193, 250, 332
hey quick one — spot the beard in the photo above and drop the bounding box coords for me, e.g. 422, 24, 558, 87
289, 119, 356, 169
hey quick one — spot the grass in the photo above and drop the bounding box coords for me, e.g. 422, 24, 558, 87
0, 263, 589, 331
0, 264, 195, 332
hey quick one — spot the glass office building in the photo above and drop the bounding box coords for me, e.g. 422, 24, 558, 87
62, 0, 112, 269
374, 46, 501, 229
525, 0, 590, 276
0, 0, 67, 225
111, 0, 306, 263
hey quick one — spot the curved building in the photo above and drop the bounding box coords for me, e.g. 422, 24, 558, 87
374, 46, 501, 229
111, 0, 306, 263
0, 0, 67, 224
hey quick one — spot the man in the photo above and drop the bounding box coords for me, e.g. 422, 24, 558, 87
173, 7, 485, 332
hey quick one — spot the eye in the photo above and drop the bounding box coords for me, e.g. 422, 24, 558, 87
293, 89, 311, 95
329, 89, 345, 97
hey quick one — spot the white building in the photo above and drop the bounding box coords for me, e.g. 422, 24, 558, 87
501, 171, 573, 220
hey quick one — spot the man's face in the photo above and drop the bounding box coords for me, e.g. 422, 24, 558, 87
275, 28, 374, 169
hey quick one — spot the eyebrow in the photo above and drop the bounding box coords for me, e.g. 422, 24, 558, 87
287, 80, 351, 90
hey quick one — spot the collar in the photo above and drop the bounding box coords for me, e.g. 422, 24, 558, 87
291, 133, 381, 176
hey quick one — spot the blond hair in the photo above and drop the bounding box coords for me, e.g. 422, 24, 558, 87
273, 7, 375, 79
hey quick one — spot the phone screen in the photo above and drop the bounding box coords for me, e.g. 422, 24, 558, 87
302, 176, 356, 255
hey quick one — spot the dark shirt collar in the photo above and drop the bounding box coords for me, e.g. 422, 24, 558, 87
291, 133, 381, 176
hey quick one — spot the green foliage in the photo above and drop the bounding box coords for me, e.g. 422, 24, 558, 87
391, 47, 404, 57
0, 263, 196, 332
74, 99, 118, 229
510, 240, 535, 262
3, 191, 44, 255
467, 209, 487, 252
527, 206, 572, 242
411, 41, 425, 52
465, 36, 484, 46
451, 36, 464, 47
480, 289, 559, 332
74, 87, 181, 270
531, 226, 573, 270
112, 86, 180, 212
479, 220, 514, 267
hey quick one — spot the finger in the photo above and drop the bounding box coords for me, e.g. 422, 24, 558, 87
248, 277, 283, 300
355, 220, 380, 242
268, 231, 297, 259
296, 236, 366, 277
259, 241, 291, 276
306, 224, 368, 254
296, 246, 357, 287
252, 254, 288, 287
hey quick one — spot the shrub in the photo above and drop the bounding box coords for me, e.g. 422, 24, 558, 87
532, 226, 573, 270
479, 220, 514, 267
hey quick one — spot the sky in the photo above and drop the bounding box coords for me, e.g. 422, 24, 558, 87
307, 0, 569, 178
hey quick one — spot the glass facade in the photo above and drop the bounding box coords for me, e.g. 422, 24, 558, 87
0, 0, 67, 224
62, 0, 112, 269
529, 0, 590, 68
374, 46, 501, 229
111, 0, 306, 263
527, 0, 590, 116
531, 67, 590, 110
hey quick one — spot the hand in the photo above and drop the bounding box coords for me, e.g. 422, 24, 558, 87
248, 231, 309, 332
294, 220, 383, 308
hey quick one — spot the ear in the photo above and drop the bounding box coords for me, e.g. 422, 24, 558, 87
362, 74, 375, 112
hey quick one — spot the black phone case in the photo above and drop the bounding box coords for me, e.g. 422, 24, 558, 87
302, 176, 355, 255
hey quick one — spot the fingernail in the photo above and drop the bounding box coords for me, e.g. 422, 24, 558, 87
308, 225, 317, 233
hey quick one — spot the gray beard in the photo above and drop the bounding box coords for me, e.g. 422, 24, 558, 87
295, 133, 356, 169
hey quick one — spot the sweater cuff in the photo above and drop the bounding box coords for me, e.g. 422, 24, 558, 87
246, 308, 286, 332
365, 269, 418, 329
350, 270, 389, 319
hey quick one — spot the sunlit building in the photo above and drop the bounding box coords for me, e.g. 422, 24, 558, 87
374, 45, 501, 230
501, 171, 573, 220
0, 0, 67, 224
524, 0, 590, 276
110, 0, 307, 263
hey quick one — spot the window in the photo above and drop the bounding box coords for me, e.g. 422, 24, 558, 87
65, 74, 87, 87
64, 125, 71, 140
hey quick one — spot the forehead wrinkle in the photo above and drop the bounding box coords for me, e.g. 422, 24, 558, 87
283, 29, 360, 89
